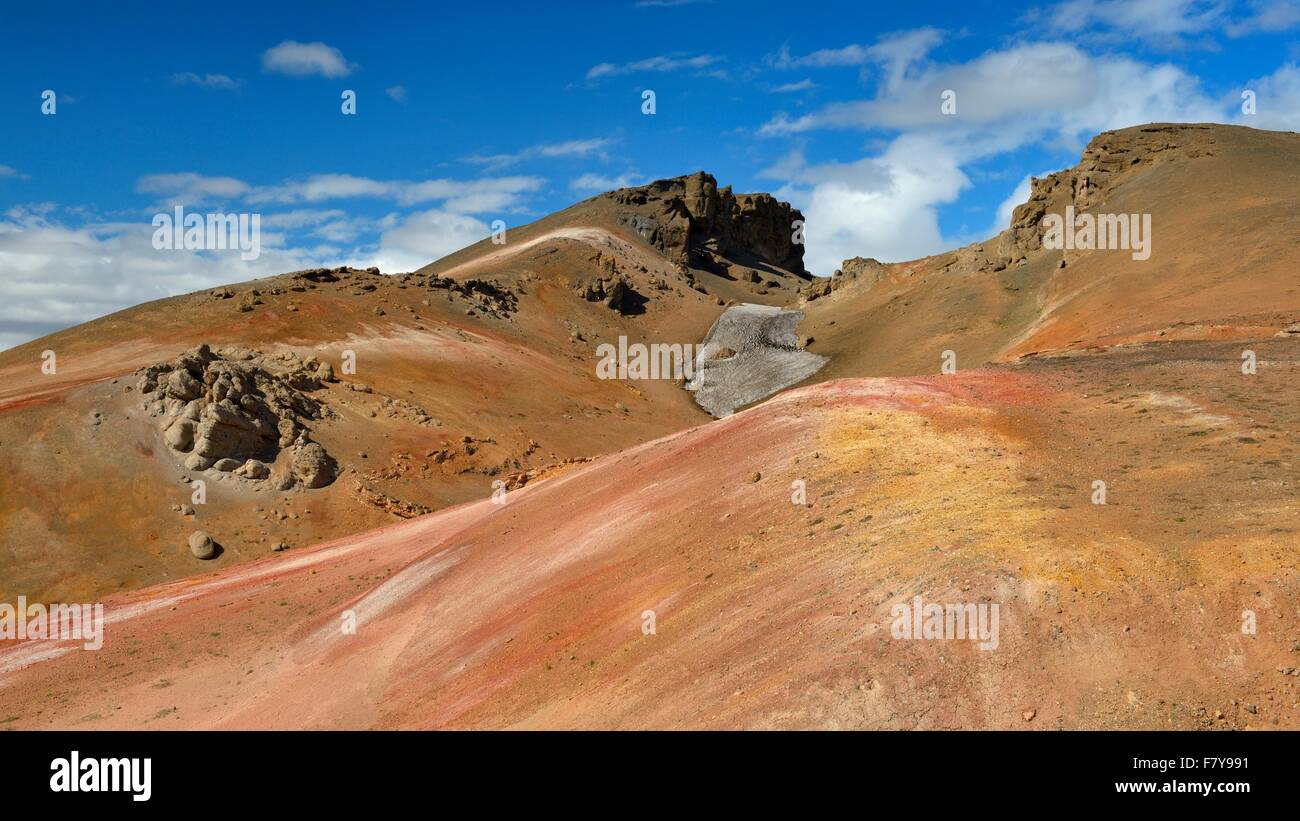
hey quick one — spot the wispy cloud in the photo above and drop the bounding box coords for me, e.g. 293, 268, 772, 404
570, 172, 642, 192
170, 72, 242, 90
261, 40, 355, 78
464, 138, 612, 171
1039, 0, 1244, 47
385, 85, 408, 102
1226, 0, 1300, 35
771, 79, 816, 92
586, 53, 722, 80
244, 174, 544, 211
136, 173, 252, 203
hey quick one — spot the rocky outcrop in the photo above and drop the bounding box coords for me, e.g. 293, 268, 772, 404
134, 344, 339, 489
572, 250, 644, 314
608, 172, 808, 277
998, 124, 1218, 267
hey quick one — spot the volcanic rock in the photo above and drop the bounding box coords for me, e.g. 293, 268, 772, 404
610, 172, 808, 276
134, 345, 337, 488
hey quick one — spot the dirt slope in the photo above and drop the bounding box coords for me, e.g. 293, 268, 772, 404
2, 337, 1297, 729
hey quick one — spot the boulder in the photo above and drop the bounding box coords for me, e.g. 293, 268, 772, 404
236, 459, 270, 480
188, 530, 216, 560
291, 442, 337, 489
165, 369, 203, 401
163, 417, 196, 451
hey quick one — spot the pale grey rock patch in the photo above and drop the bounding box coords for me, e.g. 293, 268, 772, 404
686, 303, 827, 417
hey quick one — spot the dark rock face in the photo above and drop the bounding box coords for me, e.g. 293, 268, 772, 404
609, 172, 808, 277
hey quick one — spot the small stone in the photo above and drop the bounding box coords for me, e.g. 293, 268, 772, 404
188, 530, 216, 560
1022, 710, 1036, 722
748, 471, 762, 483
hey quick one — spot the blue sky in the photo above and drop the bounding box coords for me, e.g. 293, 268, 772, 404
1, 0, 1298, 349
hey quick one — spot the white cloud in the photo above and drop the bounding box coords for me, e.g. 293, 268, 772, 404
244, 174, 543, 210
1238, 62, 1300, 129
759, 40, 1227, 271
1226, 0, 1300, 35
570, 172, 642, 192
764, 137, 969, 274
372, 209, 490, 274
261, 40, 355, 78
0, 165, 24, 179
464, 138, 611, 171
385, 85, 408, 102
771, 79, 816, 93
771, 28, 945, 87
761, 42, 1221, 139
136, 173, 252, 204
171, 72, 241, 90
0, 210, 348, 351
1046, 0, 1223, 45
586, 54, 722, 80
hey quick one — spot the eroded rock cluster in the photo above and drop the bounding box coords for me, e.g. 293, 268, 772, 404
134, 344, 339, 489
609, 172, 808, 276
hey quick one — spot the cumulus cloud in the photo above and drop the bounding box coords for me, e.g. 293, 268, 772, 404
759, 40, 1228, 271
586, 54, 722, 80
0, 209, 348, 350
371, 209, 491, 274
763, 137, 969, 274
762, 42, 1221, 139
1237, 62, 1300, 129
261, 40, 355, 78
0, 164, 548, 350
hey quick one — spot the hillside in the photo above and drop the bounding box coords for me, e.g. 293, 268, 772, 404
1, 123, 1298, 729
